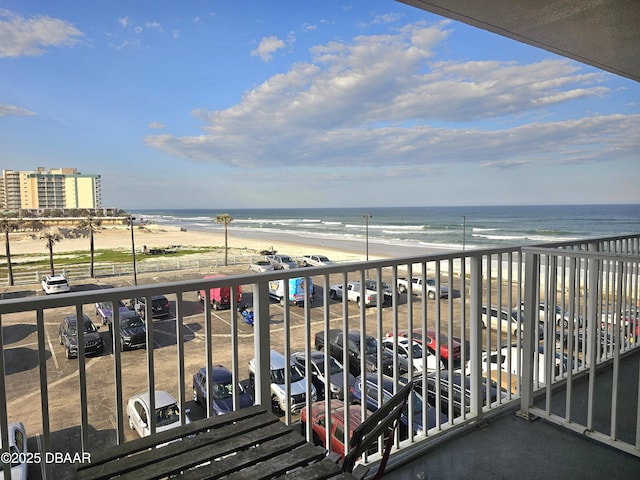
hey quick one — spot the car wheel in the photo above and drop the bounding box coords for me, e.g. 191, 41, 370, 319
213, 302, 220, 311
59, 335, 63, 345
197, 292, 203, 301
563, 319, 569, 329
398, 285, 407, 294
271, 395, 282, 414
303, 261, 308, 267
65, 347, 72, 359
128, 415, 135, 430
120, 337, 126, 351
279, 297, 285, 306
193, 388, 199, 404
329, 290, 338, 300
357, 297, 361, 307
428, 291, 436, 300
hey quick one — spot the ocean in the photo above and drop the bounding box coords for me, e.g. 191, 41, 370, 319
130, 205, 640, 256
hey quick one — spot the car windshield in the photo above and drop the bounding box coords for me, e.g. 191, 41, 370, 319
411, 343, 423, 357
365, 280, 390, 290
48, 279, 68, 285
68, 320, 97, 336
317, 256, 329, 262
156, 404, 179, 427
313, 356, 343, 375
272, 365, 304, 384
122, 316, 144, 328
281, 256, 293, 263
212, 381, 234, 400
363, 337, 378, 355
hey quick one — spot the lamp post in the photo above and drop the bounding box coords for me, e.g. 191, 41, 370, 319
363, 214, 372, 261
462, 215, 466, 251
128, 215, 137, 286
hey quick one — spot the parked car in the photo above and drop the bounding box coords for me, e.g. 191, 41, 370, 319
602, 308, 639, 342
126, 390, 189, 438
248, 350, 317, 414
382, 336, 443, 373
363, 279, 393, 306
328, 281, 380, 307
396, 277, 449, 299
267, 254, 298, 270
314, 329, 399, 376
481, 345, 563, 384
1, 421, 28, 480
58, 314, 104, 359
113, 310, 146, 351
192, 366, 254, 414
130, 295, 171, 318
95, 300, 130, 325
515, 301, 584, 328
41, 274, 70, 294
291, 350, 355, 400
300, 400, 366, 459
302, 255, 334, 267
249, 260, 274, 272
415, 371, 499, 418
349, 373, 447, 437
196, 274, 242, 310
396, 328, 462, 368
482, 305, 544, 338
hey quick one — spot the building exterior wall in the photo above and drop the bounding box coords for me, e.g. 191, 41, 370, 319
0, 167, 101, 211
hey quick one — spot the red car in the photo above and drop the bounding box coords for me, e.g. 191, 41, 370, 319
394, 329, 461, 367
300, 400, 366, 459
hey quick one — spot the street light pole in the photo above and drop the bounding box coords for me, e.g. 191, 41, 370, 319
363, 214, 372, 261
128, 215, 137, 285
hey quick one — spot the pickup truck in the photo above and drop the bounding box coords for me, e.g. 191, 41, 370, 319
314, 329, 403, 376
396, 276, 448, 299
301, 254, 334, 267
266, 254, 298, 270
328, 281, 379, 307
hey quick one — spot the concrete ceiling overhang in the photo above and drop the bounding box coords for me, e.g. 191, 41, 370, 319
398, 0, 640, 83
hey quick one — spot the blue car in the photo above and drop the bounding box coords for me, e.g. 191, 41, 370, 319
349, 373, 447, 437
192, 366, 254, 415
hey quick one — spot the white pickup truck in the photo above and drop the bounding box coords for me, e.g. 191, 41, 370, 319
396, 276, 449, 299
328, 281, 379, 307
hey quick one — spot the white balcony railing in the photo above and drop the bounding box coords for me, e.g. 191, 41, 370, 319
0, 234, 638, 479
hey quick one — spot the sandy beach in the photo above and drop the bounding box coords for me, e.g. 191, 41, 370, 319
6, 223, 378, 264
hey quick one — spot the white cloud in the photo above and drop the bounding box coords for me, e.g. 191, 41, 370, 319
144, 22, 638, 178
250, 35, 286, 62
0, 10, 83, 57
0, 104, 35, 117
118, 16, 130, 29
148, 121, 165, 129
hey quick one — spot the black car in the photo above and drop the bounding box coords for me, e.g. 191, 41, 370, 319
415, 371, 499, 418
113, 311, 146, 350
58, 314, 104, 359
130, 295, 171, 318
291, 350, 355, 400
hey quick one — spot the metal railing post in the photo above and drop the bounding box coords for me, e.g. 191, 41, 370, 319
253, 281, 271, 410
469, 254, 483, 416
518, 250, 539, 419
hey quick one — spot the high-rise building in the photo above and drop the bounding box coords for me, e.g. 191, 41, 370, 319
0, 167, 101, 212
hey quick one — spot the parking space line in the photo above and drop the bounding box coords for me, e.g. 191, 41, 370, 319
45, 326, 59, 371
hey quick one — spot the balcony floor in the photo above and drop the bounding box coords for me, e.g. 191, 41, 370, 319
383, 349, 640, 479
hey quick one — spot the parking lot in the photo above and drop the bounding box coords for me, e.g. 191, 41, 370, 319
2, 264, 514, 477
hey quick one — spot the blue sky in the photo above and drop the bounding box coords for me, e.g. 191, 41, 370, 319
1, 1, 639, 209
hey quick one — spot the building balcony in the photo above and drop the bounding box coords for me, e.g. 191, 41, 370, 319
0, 234, 638, 479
